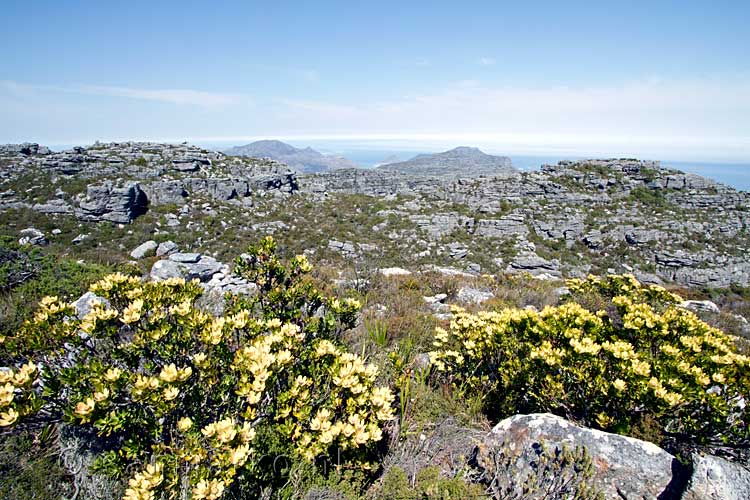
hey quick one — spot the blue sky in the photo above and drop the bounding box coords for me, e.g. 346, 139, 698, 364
1, 0, 749, 160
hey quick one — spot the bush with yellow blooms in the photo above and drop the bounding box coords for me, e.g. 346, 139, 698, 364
430, 274, 750, 462
0, 237, 394, 499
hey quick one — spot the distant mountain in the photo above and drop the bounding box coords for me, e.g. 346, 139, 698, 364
224, 140, 359, 173
377, 146, 516, 177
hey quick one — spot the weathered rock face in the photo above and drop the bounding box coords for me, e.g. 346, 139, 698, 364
507, 252, 561, 278
457, 286, 494, 304
683, 453, 750, 500
75, 181, 148, 224
3, 142, 750, 290
483, 413, 689, 499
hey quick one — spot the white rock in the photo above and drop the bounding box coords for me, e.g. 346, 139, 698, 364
379, 267, 412, 277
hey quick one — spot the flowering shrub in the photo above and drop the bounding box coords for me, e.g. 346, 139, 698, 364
430, 274, 750, 458
0, 237, 394, 499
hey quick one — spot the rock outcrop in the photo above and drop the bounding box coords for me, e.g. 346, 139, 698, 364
74, 181, 148, 224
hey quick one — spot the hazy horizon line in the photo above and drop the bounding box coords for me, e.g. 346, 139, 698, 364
17, 133, 747, 165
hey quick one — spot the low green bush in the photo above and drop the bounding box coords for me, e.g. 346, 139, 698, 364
430, 274, 750, 461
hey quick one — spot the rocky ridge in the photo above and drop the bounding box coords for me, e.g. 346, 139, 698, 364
301, 157, 750, 288
1, 142, 749, 289
0, 141, 297, 223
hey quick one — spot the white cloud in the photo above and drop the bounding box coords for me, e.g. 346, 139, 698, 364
0, 80, 249, 108
477, 57, 496, 66
2, 77, 749, 161
77, 85, 247, 107
269, 78, 750, 161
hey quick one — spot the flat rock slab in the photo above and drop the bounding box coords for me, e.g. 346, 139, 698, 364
169, 252, 202, 263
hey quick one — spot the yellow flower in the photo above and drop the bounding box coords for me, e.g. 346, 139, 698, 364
344, 297, 361, 309
0, 408, 18, 426
121, 299, 144, 324
74, 398, 95, 420
163, 387, 180, 401
169, 299, 191, 317
569, 336, 602, 355
177, 417, 193, 432
295, 254, 312, 273
214, 417, 237, 444
229, 443, 251, 466
352, 426, 370, 445
595, 412, 614, 428
664, 392, 684, 407
93, 388, 110, 402
280, 323, 302, 339
310, 409, 332, 431
612, 379, 627, 391
104, 367, 123, 382
193, 479, 225, 500
14, 362, 38, 386
266, 318, 282, 329
0, 370, 13, 384
201, 422, 216, 438
315, 340, 338, 357
0, 383, 15, 406
276, 350, 292, 365
631, 359, 651, 377
239, 421, 256, 443
159, 363, 179, 383
371, 387, 394, 407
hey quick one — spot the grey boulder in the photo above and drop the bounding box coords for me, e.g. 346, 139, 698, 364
19, 228, 48, 246
73, 292, 111, 319
484, 413, 688, 499
130, 240, 158, 259
150, 253, 223, 282
457, 286, 494, 304
156, 240, 179, 257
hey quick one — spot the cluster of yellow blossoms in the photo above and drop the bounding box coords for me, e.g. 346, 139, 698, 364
277, 339, 395, 462
430, 274, 750, 438
123, 463, 163, 500
4, 239, 397, 500
0, 361, 38, 427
